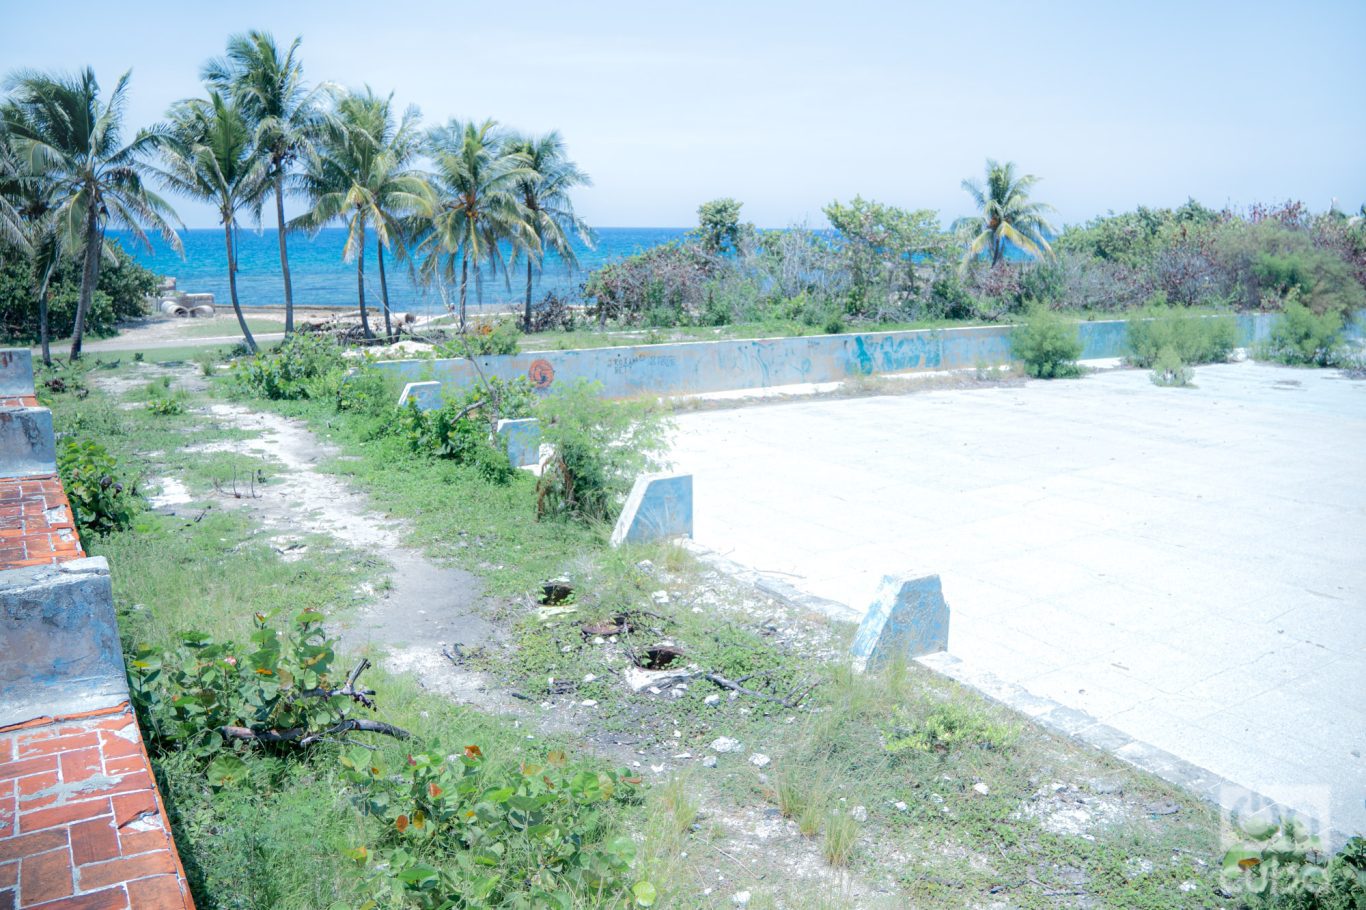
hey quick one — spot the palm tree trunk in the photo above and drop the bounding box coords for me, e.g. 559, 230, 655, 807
223, 220, 257, 353
524, 257, 534, 332
275, 173, 294, 335
356, 219, 372, 339
70, 203, 102, 360
37, 279, 51, 367
377, 236, 393, 340
459, 253, 468, 332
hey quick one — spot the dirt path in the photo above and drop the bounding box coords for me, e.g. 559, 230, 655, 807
97, 365, 509, 709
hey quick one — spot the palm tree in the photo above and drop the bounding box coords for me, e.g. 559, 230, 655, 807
3, 68, 180, 359
294, 89, 429, 339
420, 118, 536, 329
203, 31, 325, 335
953, 158, 1055, 267
506, 131, 592, 331
1, 110, 61, 365
154, 93, 270, 351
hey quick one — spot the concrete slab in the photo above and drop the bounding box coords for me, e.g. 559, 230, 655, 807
0, 348, 34, 396
496, 417, 542, 467
610, 472, 694, 546
669, 361, 1366, 839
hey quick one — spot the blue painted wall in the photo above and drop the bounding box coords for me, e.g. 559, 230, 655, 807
376, 313, 1282, 401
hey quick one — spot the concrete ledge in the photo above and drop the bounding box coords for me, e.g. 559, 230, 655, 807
398, 380, 442, 410
610, 473, 694, 547
850, 573, 950, 672
0, 556, 128, 727
0, 405, 56, 478
0, 348, 35, 396
496, 418, 542, 467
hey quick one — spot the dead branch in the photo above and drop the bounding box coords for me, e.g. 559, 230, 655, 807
695, 671, 815, 708
218, 717, 410, 746
295, 658, 377, 709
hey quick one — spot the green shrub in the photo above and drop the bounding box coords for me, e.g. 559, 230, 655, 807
1222, 822, 1365, 910
533, 379, 670, 522
233, 334, 346, 400
146, 396, 186, 416
395, 378, 535, 484
128, 608, 398, 762
1011, 307, 1082, 378
57, 439, 137, 536
1150, 346, 1194, 387
441, 320, 523, 357
1126, 301, 1238, 367
339, 745, 652, 909
1261, 300, 1346, 367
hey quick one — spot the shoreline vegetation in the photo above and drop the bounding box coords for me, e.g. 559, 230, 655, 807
3, 33, 1364, 367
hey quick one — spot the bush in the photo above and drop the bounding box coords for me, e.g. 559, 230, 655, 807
1150, 346, 1194, 387
233, 333, 346, 400
1261, 300, 1346, 367
146, 396, 186, 416
441, 320, 523, 357
0, 238, 159, 341
57, 439, 137, 536
1011, 307, 1082, 378
1125, 301, 1238, 367
395, 378, 535, 484
128, 609, 400, 762
340, 744, 652, 909
1222, 822, 1365, 910
533, 379, 670, 522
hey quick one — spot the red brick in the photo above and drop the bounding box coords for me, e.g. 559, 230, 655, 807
91, 737, 138, 763
98, 760, 142, 778
20, 847, 74, 904
0, 828, 67, 863
22, 887, 127, 910
16, 774, 59, 802
108, 795, 154, 830
69, 818, 119, 867
19, 799, 110, 835
0, 757, 59, 781
0, 861, 14, 888
68, 773, 154, 807
18, 736, 99, 761
0, 788, 14, 838
75, 852, 174, 892
112, 829, 167, 859
123, 876, 187, 909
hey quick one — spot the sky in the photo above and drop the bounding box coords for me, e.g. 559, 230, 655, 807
2, 0, 1363, 230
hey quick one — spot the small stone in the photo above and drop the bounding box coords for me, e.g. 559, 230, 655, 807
704, 694, 721, 706
560, 645, 573, 653
710, 736, 742, 753
850, 805, 868, 822
973, 782, 990, 796
636, 559, 654, 573
651, 764, 665, 773
651, 589, 670, 605
593, 636, 605, 644
732, 891, 751, 906
749, 753, 771, 768
894, 801, 909, 812
580, 699, 598, 707
582, 673, 597, 683
702, 755, 718, 768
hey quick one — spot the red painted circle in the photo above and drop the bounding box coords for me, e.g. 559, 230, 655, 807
528, 358, 555, 389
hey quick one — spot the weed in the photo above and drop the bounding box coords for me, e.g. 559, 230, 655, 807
822, 809, 859, 867
1151, 346, 1195, 387
1012, 307, 1082, 378
57, 438, 137, 536
1126, 301, 1238, 367
1259, 298, 1347, 367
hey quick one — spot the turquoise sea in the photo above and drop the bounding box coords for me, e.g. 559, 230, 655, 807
113, 227, 688, 314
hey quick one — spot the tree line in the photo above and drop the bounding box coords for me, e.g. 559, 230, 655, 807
0, 30, 592, 361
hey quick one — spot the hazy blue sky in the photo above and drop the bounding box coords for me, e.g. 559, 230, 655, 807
3, 0, 1363, 229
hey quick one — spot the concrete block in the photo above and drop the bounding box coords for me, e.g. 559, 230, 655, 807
0, 406, 56, 478
850, 573, 950, 673
610, 473, 694, 547
0, 556, 128, 726
496, 418, 542, 467
0, 348, 35, 396
397, 380, 443, 410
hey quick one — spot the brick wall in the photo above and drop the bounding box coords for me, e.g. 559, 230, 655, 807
0, 350, 195, 909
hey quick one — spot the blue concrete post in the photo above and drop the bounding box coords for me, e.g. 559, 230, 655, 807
850, 573, 950, 673
0, 407, 56, 478
610, 473, 694, 546
397, 380, 443, 410
0, 348, 34, 397
495, 418, 542, 467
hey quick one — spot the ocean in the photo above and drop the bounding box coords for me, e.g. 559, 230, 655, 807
113, 226, 689, 314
